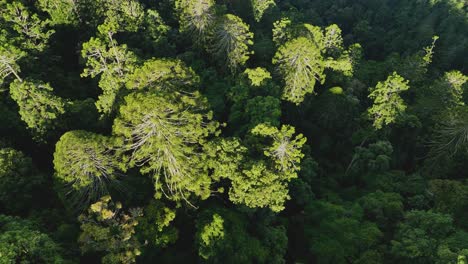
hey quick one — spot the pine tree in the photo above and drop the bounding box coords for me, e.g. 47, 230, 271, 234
113, 92, 219, 203
175, 0, 216, 41
210, 14, 254, 72
53, 130, 123, 204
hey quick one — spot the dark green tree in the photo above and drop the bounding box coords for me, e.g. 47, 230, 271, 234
303, 201, 383, 263
9, 79, 66, 138
195, 208, 287, 263
0, 148, 46, 214
391, 210, 466, 263
0, 215, 64, 263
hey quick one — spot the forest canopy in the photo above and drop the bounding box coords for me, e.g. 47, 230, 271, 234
0, 0, 467, 263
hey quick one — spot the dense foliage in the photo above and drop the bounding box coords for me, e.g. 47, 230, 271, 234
0, 0, 467, 263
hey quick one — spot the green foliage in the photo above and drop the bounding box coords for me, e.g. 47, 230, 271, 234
0, 215, 64, 263
358, 191, 404, 228
143, 9, 171, 43
0, 1, 467, 263
70, 0, 144, 31
349, 141, 393, 175
196, 213, 225, 259
430, 180, 467, 212
304, 201, 383, 263
0, 44, 25, 85
459, 254, 468, 264
391, 210, 464, 263
136, 200, 178, 247
78, 195, 142, 263
126, 58, 199, 91
203, 138, 247, 182
228, 124, 306, 212
244, 67, 272, 87
252, 124, 306, 175
227, 70, 282, 133
329, 86, 343, 94
81, 33, 137, 114
9, 79, 66, 137
0, 0, 54, 51
428, 107, 468, 160
273, 23, 355, 104
273, 37, 324, 104
103, 0, 144, 33
210, 14, 254, 72
422, 35, 439, 66
416, 70, 467, 122
323, 24, 344, 51
443, 71, 468, 106
368, 72, 410, 129
195, 208, 287, 263
113, 92, 219, 203
429, 180, 468, 227
251, 0, 276, 22
272, 18, 292, 47
53, 131, 123, 203
36, 0, 79, 25
245, 96, 281, 128
229, 162, 290, 212
0, 148, 45, 214
175, 0, 216, 39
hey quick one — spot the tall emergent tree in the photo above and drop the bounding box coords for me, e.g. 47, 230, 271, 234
368, 72, 410, 129
273, 37, 325, 104
53, 130, 123, 204
113, 91, 219, 203
273, 23, 354, 104
228, 124, 306, 212
253, 124, 307, 176
175, 0, 216, 41
210, 14, 254, 72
